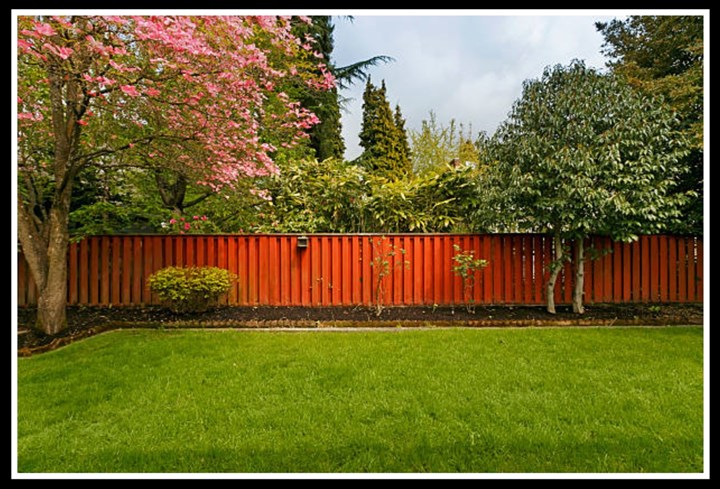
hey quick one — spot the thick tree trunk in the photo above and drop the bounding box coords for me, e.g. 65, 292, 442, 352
18, 194, 72, 336
572, 239, 586, 314
546, 234, 564, 314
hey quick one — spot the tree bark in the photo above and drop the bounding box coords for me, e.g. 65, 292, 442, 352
546, 234, 564, 314
572, 239, 586, 314
18, 187, 73, 335
16, 56, 80, 335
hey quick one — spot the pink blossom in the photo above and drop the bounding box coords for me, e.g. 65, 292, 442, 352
145, 87, 161, 97
34, 23, 57, 37
42, 43, 73, 60
77, 119, 88, 126
193, 215, 199, 220
184, 222, 191, 231
120, 85, 140, 97
169, 218, 177, 224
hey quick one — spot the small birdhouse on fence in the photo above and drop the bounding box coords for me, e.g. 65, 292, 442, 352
296, 235, 309, 249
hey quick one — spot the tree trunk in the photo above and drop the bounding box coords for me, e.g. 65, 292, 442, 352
546, 234, 564, 314
18, 192, 72, 336
572, 239, 586, 314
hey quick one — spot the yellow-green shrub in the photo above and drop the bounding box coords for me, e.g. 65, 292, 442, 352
148, 266, 236, 313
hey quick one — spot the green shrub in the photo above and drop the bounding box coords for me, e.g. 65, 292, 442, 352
148, 266, 237, 313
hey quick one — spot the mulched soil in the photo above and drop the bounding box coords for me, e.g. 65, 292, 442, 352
16, 302, 703, 356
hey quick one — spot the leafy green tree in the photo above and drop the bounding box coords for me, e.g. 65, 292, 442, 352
482, 61, 691, 314
258, 157, 369, 233
596, 15, 703, 235
358, 79, 412, 179
410, 111, 479, 175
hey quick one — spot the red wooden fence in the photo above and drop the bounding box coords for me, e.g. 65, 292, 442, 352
16, 234, 704, 307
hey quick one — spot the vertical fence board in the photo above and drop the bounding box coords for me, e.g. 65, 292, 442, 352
413, 237, 423, 305
141, 236, 153, 305
640, 236, 650, 301
227, 237, 238, 305
132, 237, 143, 304
659, 236, 669, 302
511, 236, 522, 304
68, 242, 78, 305
331, 236, 342, 306
88, 237, 99, 305
235, 237, 246, 305
482, 236, 493, 304
601, 238, 613, 303
78, 239, 89, 304
677, 238, 687, 302
532, 236, 542, 305
583, 239, 593, 304
668, 236, 677, 302
121, 238, 132, 305
695, 238, 703, 301
299, 237, 310, 306
432, 236, 442, 305
500, 236, 511, 304
110, 236, 122, 306
362, 237, 373, 306
611, 241, 621, 302
622, 242, 632, 302
310, 236, 320, 306
403, 236, 414, 305
631, 239, 641, 302
280, 237, 291, 306
562, 244, 572, 305
649, 236, 659, 302
686, 237, 696, 302
100, 237, 111, 305
521, 236, 532, 305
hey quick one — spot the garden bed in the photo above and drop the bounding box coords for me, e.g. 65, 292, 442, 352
16, 303, 703, 356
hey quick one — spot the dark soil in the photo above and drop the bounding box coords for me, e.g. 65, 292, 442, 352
16, 302, 703, 356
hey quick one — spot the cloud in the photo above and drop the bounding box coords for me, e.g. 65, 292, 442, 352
333, 14, 614, 160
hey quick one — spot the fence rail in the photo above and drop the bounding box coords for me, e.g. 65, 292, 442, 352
17, 234, 704, 307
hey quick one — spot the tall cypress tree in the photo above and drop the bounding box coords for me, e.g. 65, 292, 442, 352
393, 104, 412, 173
358, 79, 411, 179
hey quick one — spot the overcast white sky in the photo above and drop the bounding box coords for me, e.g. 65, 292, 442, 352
331, 12, 616, 160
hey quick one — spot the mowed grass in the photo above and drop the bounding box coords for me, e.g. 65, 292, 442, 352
17, 327, 703, 473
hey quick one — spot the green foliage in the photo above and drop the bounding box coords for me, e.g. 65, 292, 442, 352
596, 15, 703, 235
147, 266, 236, 314
369, 237, 409, 316
483, 60, 691, 241
451, 244, 488, 314
480, 60, 692, 313
288, 16, 345, 160
258, 157, 368, 233
358, 79, 412, 179
410, 111, 480, 175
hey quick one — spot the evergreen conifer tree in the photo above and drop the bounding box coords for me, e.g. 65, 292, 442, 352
358, 79, 412, 179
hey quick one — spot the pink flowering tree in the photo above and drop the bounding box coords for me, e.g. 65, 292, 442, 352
17, 15, 334, 334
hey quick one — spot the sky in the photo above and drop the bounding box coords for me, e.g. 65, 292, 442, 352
331, 12, 616, 161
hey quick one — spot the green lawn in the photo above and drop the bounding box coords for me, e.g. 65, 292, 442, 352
16, 327, 703, 473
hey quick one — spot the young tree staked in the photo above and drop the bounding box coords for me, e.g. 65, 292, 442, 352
484, 61, 691, 314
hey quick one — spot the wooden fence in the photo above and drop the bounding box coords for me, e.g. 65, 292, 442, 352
17, 234, 703, 307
